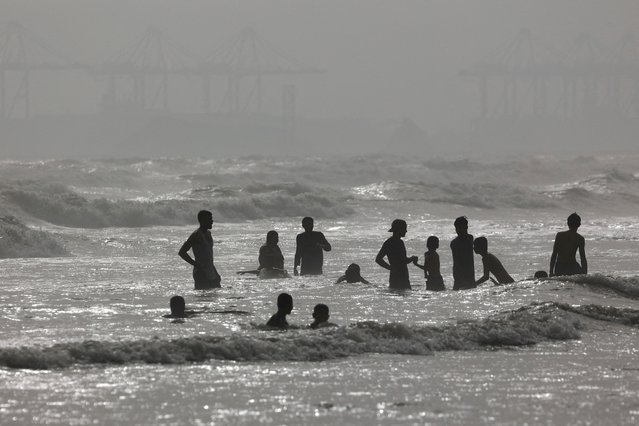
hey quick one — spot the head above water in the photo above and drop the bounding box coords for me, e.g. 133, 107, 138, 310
312, 303, 330, 323
454, 216, 468, 235
170, 295, 185, 317
388, 219, 407, 236
426, 236, 439, 250
534, 270, 548, 279
473, 236, 488, 254
567, 212, 581, 230
302, 217, 314, 231
345, 263, 361, 280
197, 210, 213, 229
266, 230, 279, 245
277, 292, 293, 314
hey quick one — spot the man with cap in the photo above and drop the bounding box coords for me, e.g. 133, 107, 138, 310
376, 219, 418, 290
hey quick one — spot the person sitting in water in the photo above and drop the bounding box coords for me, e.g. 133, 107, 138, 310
376, 219, 418, 290
335, 263, 370, 284
309, 303, 337, 329
266, 293, 293, 329
550, 212, 588, 277
163, 295, 197, 318
473, 237, 515, 285
237, 231, 288, 278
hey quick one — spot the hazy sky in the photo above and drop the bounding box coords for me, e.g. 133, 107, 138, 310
2, 0, 638, 131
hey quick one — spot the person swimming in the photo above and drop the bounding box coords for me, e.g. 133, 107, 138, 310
266, 293, 293, 329
473, 236, 515, 285
413, 236, 445, 291
163, 295, 197, 318
309, 303, 337, 329
335, 263, 370, 284
550, 212, 588, 277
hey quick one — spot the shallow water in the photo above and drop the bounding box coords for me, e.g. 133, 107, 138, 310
2, 156, 639, 424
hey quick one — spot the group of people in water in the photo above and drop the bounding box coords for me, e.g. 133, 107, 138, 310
173, 210, 588, 328
178, 210, 588, 291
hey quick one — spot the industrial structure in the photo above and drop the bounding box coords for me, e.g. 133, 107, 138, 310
461, 29, 639, 120
1, 22, 323, 119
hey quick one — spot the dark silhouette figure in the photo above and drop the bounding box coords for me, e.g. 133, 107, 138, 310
550, 213, 588, 276
473, 237, 515, 285
237, 230, 288, 278
163, 295, 197, 318
266, 293, 293, 329
335, 263, 370, 284
294, 217, 331, 276
376, 219, 418, 290
310, 303, 337, 329
534, 270, 548, 279
179, 210, 221, 289
413, 236, 445, 291
450, 216, 476, 290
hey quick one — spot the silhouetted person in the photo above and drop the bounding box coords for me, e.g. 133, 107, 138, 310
473, 237, 515, 285
179, 210, 221, 289
310, 303, 337, 329
376, 219, 418, 290
294, 217, 331, 276
237, 230, 288, 278
335, 263, 370, 284
266, 293, 293, 329
163, 295, 198, 318
550, 212, 588, 276
413, 236, 445, 291
534, 270, 548, 279
450, 216, 476, 290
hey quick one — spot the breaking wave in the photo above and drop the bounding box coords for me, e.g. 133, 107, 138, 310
0, 181, 353, 228
551, 273, 639, 299
0, 303, 586, 369
351, 180, 556, 209
0, 216, 68, 258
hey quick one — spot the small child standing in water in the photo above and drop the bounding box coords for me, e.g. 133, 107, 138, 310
413, 236, 445, 291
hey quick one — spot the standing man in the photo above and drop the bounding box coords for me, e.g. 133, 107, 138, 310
179, 210, 221, 289
450, 216, 476, 290
376, 219, 418, 290
294, 217, 331, 276
550, 212, 587, 276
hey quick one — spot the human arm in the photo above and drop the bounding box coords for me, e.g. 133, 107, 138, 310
476, 257, 490, 285
294, 235, 301, 276
178, 236, 196, 266
375, 244, 391, 270
318, 233, 331, 252
549, 234, 559, 276
335, 275, 347, 284
406, 255, 418, 265
413, 256, 425, 270
359, 276, 370, 284
579, 237, 587, 274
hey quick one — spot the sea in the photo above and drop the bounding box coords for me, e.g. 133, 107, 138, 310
1, 154, 638, 425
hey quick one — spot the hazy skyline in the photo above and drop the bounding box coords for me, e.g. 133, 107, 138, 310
3, 0, 638, 132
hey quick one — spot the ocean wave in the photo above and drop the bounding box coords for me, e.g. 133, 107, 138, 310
0, 216, 68, 258
550, 273, 639, 299
351, 180, 557, 209
0, 181, 353, 228
0, 303, 582, 369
